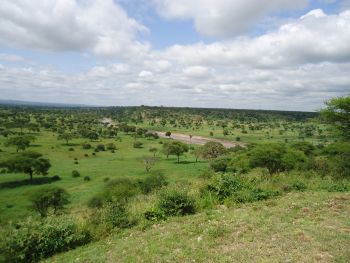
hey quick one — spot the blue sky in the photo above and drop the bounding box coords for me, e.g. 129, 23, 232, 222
0, 0, 349, 110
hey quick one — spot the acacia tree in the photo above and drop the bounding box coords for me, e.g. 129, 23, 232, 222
5, 135, 35, 152
165, 141, 188, 163
200, 141, 227, 160
320, 95, 350, 139
0, 151, 51, 182
57, 132, 74, 145
30, 186, 70, 217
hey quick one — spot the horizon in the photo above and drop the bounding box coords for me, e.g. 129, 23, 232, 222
0, 98, 320, 113
0, 1, 350, 111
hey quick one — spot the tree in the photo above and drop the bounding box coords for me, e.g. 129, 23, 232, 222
166, 141, 188, 163
0, 151, 51, 182
142, 156, 157, 172
5, 135, 35, 152
193, 147, 203, 163
200, 141, 227, 160
57, 132, 74, 145
149, 147, 158, 157
30, 186, 70, 217
320, 95, 350, 139
165, 131, 171, 138
249, 144, 286, 174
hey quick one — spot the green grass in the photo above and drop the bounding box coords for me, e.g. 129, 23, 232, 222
0, 131, 207, 224
45, 192, 350, 263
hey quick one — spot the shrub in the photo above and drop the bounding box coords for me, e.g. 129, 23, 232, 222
144, 208, 166, 222
84, 153, 89, 157
1, 216, 91, 262
88, 195, 104, 208
95, 144, 105, 152
139, 172, 168, 194
106, 143, 116, 151
30, 186, 70, 217
71, 170, 80, 177
82, 143, 92, 149
133, 141, 143, 148
210, 157, 229, 172
51, 175, 61, 181
157, 189, 196, 216
204, 174, 279, 204
327, 181, 348, 192
84, 176, 91, 181
68, 147, 74, 151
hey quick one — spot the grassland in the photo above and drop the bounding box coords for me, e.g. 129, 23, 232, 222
0, 107, 348, 263
46, 191, 350, 263
0, 131, 207, 224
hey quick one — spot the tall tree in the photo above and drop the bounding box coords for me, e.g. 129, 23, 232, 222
0, 151, 51, 182
320, 95, 350, 139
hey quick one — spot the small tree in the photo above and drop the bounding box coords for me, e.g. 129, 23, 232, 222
57, 132, 74, 145
200, 141, 227, 160
165, 131, 171, 138
142, 156, 157, 172
30, 186, 70, 217
5, 135, 35, 152
0, 151, 51, 182
320, 95, 350, 139
166, 141, 188, 163
149, 147, 158, 157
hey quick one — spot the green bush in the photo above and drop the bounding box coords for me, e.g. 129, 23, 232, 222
88, 195, 104, 208
30, 186, 70, 217
1, 216, 91, 263
89, 203, 132, 234
95, 144, 105, 152
139, 172, 168, 194
71, 170, 80, 177
82, 143, 91, 149
204, 174, 279, 204
210, 157, 229, 172
157, 189, 196, 216
133, 141, 143, 148
144, 208, 167, 222
84, 176, 91, 181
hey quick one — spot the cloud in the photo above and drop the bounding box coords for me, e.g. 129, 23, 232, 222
138, 70, 154, 78
152, 0, 308, 37
182, 66, 213, 78
0, 6, 349, 111
0, 53, 24, 62
162, 10, 350, 67
0, 0, 149, 58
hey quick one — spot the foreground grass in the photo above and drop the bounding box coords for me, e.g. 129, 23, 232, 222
45, 192, 350, 263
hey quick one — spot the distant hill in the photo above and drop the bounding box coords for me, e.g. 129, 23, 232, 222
0, 99, 98, 108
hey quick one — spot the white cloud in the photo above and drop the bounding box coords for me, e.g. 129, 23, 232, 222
162, 10, 350, 67
183, 66, 213, 78
138, 70, 154, 78
0, 6, 349, 111
0, 0, 149, 58
0, 53, 24, 62
152, 0, 308, 37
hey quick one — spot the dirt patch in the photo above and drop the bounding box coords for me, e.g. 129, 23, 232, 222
155, 131, 245, 149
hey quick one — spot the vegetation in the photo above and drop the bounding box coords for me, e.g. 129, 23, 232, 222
0, 95, 349, 262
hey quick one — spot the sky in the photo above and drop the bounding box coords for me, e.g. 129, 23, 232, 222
0, 0, 349, 111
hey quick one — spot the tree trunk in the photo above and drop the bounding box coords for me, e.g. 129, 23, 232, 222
177, 155, 180, 163
29, 171, 33, 183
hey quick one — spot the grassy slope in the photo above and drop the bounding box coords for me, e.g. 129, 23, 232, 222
46, 192, 350, 263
